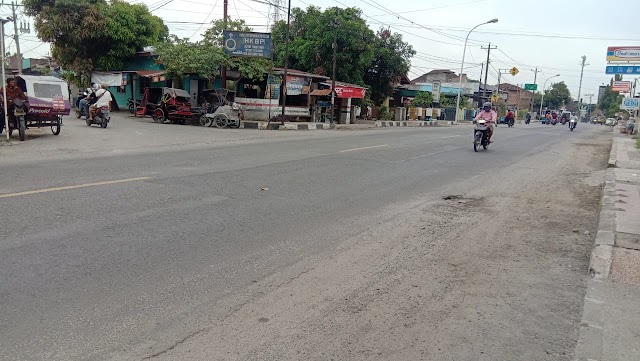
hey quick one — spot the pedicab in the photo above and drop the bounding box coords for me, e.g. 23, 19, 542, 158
2, 75, 70, 141
200, 89, 244, 128
135, 87, 197, 125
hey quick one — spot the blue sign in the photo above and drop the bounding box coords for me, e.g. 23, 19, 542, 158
223, 31, 272, 59
605, 65, 640, 74
622, 97, 640, 110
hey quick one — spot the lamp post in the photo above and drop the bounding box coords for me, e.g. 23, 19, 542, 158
454, 18, 498, 123
538, 74, 560, 117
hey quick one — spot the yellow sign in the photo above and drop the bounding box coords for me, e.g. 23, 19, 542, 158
491, 95, 499, 102
510, 67, 519, 76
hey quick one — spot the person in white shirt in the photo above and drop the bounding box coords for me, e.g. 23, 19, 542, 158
89, 84, 112, 120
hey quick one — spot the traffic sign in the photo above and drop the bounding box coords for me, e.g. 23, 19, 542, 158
621, 97, 640, 110
490, 94, 499, 102
606, 65, 640, 74
509, 67, 519, 76
524, 83, 538, 91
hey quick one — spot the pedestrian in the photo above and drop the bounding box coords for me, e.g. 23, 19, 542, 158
627, 120, 635, 135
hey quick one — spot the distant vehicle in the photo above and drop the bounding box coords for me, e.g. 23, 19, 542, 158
605, 118, 618, 127
569, 116, 577, 131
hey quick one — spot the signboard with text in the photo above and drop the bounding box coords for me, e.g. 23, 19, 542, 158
621, 97, 640, 110
524, 83, 537, 91
606, 65, 640, 74
335, 86, 366, 99
607, 46, 640, 62
612, 81, 632, 93
432, 80, 441, 103
223, 31, 272, 58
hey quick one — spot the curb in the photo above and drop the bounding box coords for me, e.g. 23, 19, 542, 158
375, 120, 455, 127
589, 168, 616, 279
240, 122, 333, 130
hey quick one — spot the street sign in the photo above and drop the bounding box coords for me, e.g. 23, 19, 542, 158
621, 97, 640, 110
607, 46, 640, 62
524, 83, 538, 91
509, 67, 519, 76
223, 31, 272, 58
490, 94, 499, 102
606, 65, 640, 74
432, 80, 441, 103
612, 81, 632, 92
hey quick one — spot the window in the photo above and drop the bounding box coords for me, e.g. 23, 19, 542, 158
33, 83, 63, 98
139, 77, 151, 91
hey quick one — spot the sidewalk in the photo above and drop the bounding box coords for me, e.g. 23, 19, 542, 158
576, 134, 640, 361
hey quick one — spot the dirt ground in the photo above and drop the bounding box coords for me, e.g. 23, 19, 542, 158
134, 132, 612, 361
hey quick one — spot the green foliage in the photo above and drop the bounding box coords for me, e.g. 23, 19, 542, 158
598, 85, 623, 117
411, 91, 433, 107
541, 81, 572, 109
154, 17, 270, 82
24, 0, 166, 78
364, 29, 415, 105
378, 105, 393, 120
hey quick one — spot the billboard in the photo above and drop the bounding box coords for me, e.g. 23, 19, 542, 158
612, 81, 632, 93
223, 31, 272, 58
607, 47, 640, 62
432, 80, 441, 103
606, 65, 640, 74
621, 97, 640, 110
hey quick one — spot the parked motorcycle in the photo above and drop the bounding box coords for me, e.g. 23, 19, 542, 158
11, 98, 28, 141
86, 106, 110, 128
127, 98, 140, 114
473, 119, 490, 152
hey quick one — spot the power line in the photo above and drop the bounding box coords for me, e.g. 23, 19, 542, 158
368, 0, 489, 17
189, 0, 218, 39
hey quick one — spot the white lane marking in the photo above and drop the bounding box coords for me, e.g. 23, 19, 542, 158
0, 177, 152, 199
339, 144, 388, 153
439, 135, 463, 139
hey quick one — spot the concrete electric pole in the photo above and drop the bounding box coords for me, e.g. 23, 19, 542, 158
481, 43, 497, 103
530, 67, 541, 113
576, 56, 588, 119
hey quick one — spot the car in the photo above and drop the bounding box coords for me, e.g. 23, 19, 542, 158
605, 118, 618, 126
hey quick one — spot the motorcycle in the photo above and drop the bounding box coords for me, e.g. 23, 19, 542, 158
525, 116, 531, 125
569, 118, 577, 131
473, 119, 490, 152
9, 98, 28, 141
506, 117, 515, 128
127, 98, 140, 114
86, 106, 110, 128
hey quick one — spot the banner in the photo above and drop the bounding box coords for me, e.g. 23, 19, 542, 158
335, 85, 366, 99
286, 76, 308, 96
612, 81, 632, 93
91, 72, 123, 87
265, 74, 281, 100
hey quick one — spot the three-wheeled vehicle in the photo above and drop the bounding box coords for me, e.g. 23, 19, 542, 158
135, 87, 197, 124
2, 75, 70, 141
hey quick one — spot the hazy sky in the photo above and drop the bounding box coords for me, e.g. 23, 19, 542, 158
12, 0, 640, 98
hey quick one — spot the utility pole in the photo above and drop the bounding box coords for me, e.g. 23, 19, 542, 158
1, 18, 9, 141
10, 2, 20, 74
576, 55, 587, 120
530, 67, 540, 113
477, 62, 484, 107
585, 93, 594, 120
220, 0, 228, 91
329, 18, 338, 125
280, 0, 291, 120
481, 43, 496, 103
496, 68, 510, 105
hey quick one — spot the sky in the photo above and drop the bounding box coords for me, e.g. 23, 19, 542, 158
8, 0, 640, 99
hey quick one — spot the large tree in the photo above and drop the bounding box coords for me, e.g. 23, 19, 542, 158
24, 0, 167, 80
272, 6, 376, 86
598, 85, 623, 117
364, 29, 415, 105
537, 81, 572, 109
154, 18, 270, 82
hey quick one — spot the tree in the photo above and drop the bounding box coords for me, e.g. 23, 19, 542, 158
24, 0, 167, 81
271, 6, 376, 85
364, 29, 415, 105
411, 91, 433, 107
598, 85, 623, 117
540, 81, 572, 109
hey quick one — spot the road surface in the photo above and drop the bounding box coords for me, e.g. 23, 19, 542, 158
0, 123, 612, 360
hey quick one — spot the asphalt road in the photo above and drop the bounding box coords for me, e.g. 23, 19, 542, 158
0, 123, 608, 360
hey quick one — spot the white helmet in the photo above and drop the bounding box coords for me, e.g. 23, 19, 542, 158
92, 84, 100, 91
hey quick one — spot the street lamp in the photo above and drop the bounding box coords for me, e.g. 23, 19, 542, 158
1, 17, 12, 142
454, 18, 498, 122
538, 74, 560, 117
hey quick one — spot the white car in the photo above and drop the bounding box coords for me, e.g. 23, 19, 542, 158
605, 118, 618, 126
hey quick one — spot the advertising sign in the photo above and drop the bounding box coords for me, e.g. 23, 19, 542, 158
432, 80, 441, 103
265, 74, 281, 100
285, 76, 309, 96
335, 86, 366, 99
524, 83, 538, 91
621, 97, 640, 110
606, 65, 640, 74
612, 81, 632, 92
607, 47, 640, 62
223, 31, 272, 58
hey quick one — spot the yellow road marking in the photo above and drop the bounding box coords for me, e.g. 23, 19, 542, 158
0, 177, 151, 199
339, 144, 388, 153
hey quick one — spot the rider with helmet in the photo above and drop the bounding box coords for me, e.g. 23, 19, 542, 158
474, 102, 497, 142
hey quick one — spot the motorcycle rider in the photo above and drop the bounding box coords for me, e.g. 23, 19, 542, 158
474, 101, 497, 142
82, 83, 100, 119
505, 108, 515, 126
525, 112, 531, 125
89, 84, 112, 121
0, 77, 28, 134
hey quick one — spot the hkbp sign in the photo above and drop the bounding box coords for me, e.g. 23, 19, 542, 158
621, 97, 640, 110
223, 31, 272, 59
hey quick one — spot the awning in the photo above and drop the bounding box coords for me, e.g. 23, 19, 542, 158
310, 89, 332, 96
135, 70, 165, 78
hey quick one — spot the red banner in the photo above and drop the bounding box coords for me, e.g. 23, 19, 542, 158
335, 86, 366, 99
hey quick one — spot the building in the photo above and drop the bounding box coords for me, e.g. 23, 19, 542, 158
411, 69, 468, 84
498, 83, 533, 110
598, 85, 608, 103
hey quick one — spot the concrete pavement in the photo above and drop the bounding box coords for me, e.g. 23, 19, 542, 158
0, 122, 613, 360
577, 135, 640, 361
